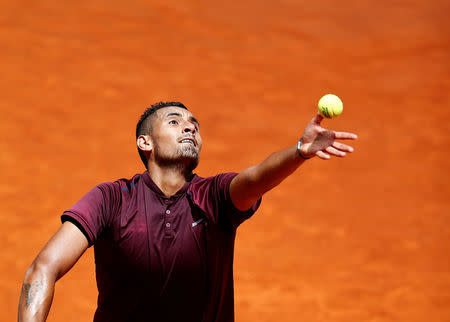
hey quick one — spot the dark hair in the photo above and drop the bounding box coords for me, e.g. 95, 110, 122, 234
136, 101, 188, 168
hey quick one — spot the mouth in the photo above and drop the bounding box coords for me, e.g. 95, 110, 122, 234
179, 137, 197, 147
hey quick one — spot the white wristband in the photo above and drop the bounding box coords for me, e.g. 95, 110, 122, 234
296, 137, 311, 160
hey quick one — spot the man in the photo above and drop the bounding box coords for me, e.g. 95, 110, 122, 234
18, 101, 357, 321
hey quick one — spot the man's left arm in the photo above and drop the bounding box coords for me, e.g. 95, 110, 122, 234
229, 113, 357, 211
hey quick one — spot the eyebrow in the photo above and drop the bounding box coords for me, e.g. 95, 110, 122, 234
165, 112, 200, 127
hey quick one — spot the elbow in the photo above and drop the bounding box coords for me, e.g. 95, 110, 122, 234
23, 257, 56, 285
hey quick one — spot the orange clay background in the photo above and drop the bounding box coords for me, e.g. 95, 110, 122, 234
1, 0, 449, 321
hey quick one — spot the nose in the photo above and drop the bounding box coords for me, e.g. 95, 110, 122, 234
183, 122, 196, 134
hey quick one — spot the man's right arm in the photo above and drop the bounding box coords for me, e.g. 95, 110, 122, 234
18, 221, 89, 321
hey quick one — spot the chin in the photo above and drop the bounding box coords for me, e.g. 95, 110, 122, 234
179, 145, 199, 159
154, 146, 200, 171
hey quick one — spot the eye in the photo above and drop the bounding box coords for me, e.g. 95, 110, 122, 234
169, 120, 178, 125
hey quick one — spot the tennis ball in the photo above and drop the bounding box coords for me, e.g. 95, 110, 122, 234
318, 94, 343, 118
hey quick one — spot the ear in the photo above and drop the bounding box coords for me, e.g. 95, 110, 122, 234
137, 135, 153, 152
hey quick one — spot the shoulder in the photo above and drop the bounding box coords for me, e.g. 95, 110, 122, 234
190, 172, 238, 186
188, 172, 238, 212
189, 172, 237, 194
99, 173, 143, 191
111, 173, 143, 193
93, 173, 144, 202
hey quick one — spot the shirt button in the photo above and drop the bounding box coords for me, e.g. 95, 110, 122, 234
165, 210, 171, 215
165, 223, 171, 228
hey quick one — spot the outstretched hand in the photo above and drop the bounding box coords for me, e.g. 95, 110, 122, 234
230, 112, 358, 210
299, 113, 357, 160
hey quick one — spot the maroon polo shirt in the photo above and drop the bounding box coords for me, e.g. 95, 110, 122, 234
61, 171, 260, 322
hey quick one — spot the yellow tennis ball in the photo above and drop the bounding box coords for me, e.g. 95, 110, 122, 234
318, 94, 343, 118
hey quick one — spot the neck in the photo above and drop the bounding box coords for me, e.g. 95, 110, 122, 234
147, 162, 193, 197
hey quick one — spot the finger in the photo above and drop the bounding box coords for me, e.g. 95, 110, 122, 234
325, 146, 346, 157
334, 131, 358, 140
332, 141, 354, 153
311, 112, 324, 126
316, 150, 330, 160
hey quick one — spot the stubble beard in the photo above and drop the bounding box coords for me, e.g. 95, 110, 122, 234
153, 141, 199, 173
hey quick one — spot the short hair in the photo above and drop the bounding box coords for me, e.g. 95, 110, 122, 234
136, 101, 188, 168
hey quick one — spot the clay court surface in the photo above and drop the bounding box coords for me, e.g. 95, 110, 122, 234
1, 0, 449, 321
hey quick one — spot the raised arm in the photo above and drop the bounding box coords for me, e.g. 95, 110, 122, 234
18, 221, 89, 321
230, 113, 357, 211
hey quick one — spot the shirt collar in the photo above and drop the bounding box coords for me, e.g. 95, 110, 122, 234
142, 171, 196, 197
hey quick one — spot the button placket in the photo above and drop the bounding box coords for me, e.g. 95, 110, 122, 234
164, 208, 172, 231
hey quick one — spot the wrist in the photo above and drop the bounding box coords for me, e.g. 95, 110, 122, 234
296, 137, 312, 160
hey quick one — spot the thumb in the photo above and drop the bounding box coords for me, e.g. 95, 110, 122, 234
311, 112, 324, 125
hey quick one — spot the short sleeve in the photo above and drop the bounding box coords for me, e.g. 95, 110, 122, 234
61, 182, 120, 246
213, 172, 261, 229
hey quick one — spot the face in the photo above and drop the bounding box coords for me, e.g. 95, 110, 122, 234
148, 106, 202, 170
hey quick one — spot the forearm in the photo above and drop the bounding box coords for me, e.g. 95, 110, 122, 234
18, 264, 56, 322
231, 144, 305, 210
246, 143, 305, 193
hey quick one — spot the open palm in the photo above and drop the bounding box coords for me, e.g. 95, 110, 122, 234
300, 113, 357, 160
